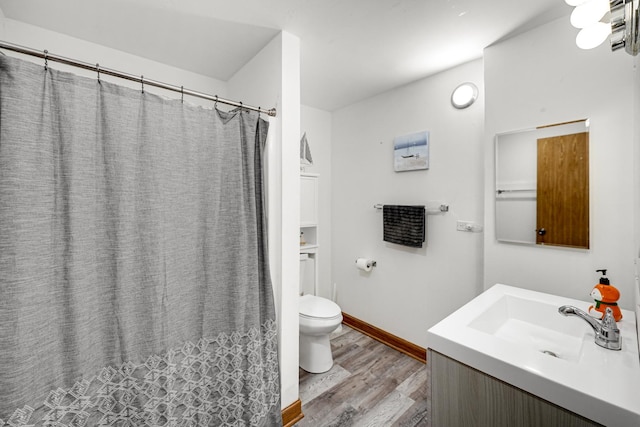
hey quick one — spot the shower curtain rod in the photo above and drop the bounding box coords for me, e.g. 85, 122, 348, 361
0, 40, 277, 117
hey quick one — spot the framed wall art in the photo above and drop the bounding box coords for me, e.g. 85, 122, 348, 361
393, 130, 429, 172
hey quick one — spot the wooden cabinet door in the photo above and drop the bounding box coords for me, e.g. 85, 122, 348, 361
536, 132, 589, 248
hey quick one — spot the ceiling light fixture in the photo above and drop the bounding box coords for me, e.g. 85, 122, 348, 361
451, 82, 478, 109
570, 0, 609, 28
566, 0, 639, 55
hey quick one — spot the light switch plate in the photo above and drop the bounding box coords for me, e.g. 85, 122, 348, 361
457, 221, 482, 232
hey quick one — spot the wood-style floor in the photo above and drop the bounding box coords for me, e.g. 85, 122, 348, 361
296, 325, 429, 427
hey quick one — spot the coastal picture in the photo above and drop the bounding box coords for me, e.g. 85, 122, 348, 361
393, 131, 429, 172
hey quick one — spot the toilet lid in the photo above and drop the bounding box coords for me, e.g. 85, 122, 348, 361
299, 294, 341, 318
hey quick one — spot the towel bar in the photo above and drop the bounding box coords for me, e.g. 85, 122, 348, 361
373, 203, 449, 214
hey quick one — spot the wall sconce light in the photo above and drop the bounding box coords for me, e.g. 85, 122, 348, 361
451, 82, 479, 109
566, 0, 639, 56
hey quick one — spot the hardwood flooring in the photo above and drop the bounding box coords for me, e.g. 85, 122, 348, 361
296, 325, 429, 427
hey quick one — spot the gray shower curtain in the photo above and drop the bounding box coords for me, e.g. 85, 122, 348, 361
0, 55, 281, 426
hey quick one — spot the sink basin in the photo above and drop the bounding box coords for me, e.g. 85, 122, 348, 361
468, 294, 586, 362
427, 284, 640, 427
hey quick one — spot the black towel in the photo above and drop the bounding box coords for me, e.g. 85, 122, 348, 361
383, 205, 425, 248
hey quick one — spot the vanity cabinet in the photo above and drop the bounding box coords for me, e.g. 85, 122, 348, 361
428, 350, 601, 427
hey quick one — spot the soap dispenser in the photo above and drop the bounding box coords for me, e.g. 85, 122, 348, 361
588, 269, 623, 321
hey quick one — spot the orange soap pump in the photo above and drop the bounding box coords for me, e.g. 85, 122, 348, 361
588, 269, 622, 322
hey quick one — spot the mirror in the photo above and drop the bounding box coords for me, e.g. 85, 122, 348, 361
495, 120, 589, 249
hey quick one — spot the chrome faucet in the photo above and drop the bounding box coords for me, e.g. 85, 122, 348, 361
558, 305, 621, 351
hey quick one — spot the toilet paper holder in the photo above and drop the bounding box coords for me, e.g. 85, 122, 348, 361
355, 258, 377, 267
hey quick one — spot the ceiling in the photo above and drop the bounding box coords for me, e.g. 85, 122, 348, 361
0, 0, 570, 111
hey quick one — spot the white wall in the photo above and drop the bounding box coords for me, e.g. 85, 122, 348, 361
300, 106, 333, 300
0, 7, 5, 39
3, 19, 227, 105
484, 16, 636, 309
331, 59, 485, 348
228, 32, 301, 410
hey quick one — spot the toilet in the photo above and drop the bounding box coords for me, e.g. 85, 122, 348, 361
299, 254, 343, 373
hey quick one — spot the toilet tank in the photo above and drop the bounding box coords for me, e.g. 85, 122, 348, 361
299, 253, 316, 295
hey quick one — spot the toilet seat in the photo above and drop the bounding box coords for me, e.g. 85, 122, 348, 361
299, 294, 341, 319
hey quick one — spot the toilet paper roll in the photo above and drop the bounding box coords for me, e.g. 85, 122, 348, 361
355, 258, 374, 272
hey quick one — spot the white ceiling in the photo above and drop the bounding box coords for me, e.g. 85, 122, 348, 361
0, 0, 570, 111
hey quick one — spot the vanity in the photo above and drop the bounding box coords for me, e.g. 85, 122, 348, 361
426, 284, 640, 427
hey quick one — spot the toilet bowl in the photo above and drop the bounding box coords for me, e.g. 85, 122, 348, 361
299, 294, 343, 373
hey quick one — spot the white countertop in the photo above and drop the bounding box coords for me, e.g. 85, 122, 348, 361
426, 284, 640, 427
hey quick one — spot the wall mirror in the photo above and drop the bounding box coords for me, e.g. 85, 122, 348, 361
495, 119, 589, 249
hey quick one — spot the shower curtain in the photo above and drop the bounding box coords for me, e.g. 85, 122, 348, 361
0, 55, 281, 426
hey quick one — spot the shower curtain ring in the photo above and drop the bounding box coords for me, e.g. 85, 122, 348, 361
96, 63, 100, 83
141, 75, 144, 94
43, 49, 48, 70
181, 86, 184, 103
215, 95, 219, 109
